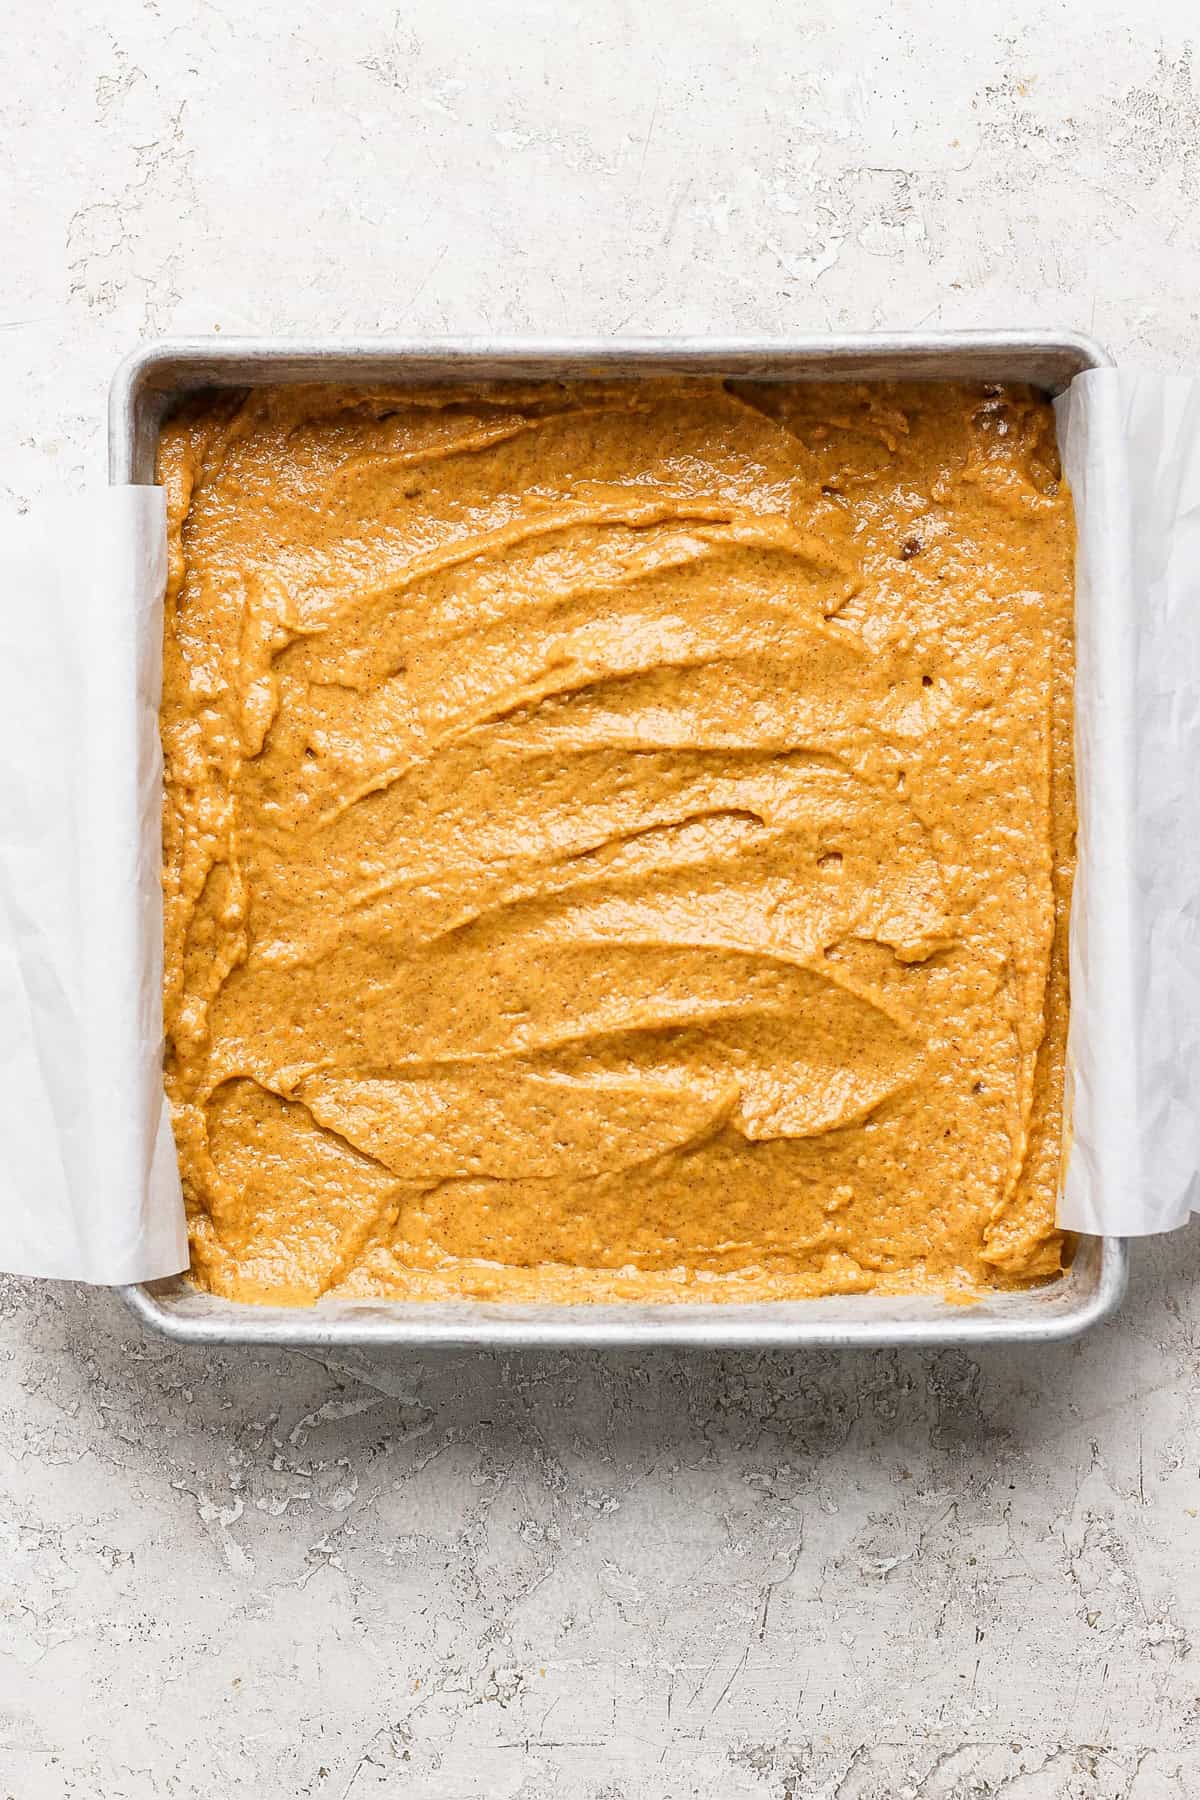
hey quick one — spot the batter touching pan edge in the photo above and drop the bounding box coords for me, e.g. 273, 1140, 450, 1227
157, 376, 1075, 1306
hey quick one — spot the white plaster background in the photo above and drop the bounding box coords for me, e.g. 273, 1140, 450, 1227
3, 2, 1200, 1795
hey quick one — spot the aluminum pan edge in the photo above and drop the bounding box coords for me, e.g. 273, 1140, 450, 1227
118, 1235, 1127, 1348
110, 329, 1114, 483
111, 329, 1127, 1349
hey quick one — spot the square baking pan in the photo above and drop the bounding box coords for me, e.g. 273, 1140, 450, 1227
110, 331, 1128, 1348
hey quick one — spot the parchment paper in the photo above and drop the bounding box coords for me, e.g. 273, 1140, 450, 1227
0, 488, 187, 1282
0, 376, 1196, 1284
1056, 370, 1200, 1236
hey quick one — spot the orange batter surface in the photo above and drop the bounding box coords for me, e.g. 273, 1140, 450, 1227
158, 378, 1074, 1306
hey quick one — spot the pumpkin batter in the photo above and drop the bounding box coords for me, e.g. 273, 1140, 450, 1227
158, 377, 1074, 1306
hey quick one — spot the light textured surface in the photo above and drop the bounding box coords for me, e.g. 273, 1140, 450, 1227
3, 3, 1200, 1795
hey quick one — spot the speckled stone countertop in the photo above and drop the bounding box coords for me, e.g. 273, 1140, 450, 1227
3, 3, 1200, 1795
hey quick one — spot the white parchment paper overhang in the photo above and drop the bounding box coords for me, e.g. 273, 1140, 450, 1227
0, 488, 186, 1281
1056, 371, 1200, 1236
